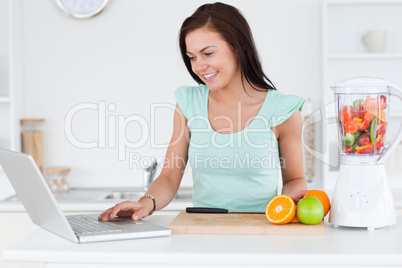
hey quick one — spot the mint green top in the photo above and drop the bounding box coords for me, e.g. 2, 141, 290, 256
174, 85, 304, 212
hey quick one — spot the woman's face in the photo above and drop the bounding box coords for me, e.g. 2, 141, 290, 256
185, 27, 241, 92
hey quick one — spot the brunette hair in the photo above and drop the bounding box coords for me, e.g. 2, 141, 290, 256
179, 2, 276, 91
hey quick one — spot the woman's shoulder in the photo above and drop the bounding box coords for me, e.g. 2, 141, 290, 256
267, 89, 304, 107
175, 84, 208, 97
266, 90, 305, 127
174, 84, 208, 118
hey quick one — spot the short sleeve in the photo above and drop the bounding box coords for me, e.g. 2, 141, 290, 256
174, 86, 192, 119
270, 94, 305, 127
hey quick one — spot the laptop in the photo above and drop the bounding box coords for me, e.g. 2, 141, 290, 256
0, 149, 171, 243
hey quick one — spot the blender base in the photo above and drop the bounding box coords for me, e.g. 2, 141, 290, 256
332, 224, 381, 231
329, 164, 397, 230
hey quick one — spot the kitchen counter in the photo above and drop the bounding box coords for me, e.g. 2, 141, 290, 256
3, 214, 402, 267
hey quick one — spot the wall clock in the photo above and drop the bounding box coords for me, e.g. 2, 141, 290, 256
55, 0, 111, 19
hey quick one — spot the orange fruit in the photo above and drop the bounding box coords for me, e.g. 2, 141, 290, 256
303, 190, 330, 217
265, 195, 296, 224
291, 207, 300, 223
291, 216, 300, 223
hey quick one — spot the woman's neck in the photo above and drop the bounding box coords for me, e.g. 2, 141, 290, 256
210, 81, 266, 105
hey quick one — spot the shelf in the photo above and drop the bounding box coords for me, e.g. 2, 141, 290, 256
328, 53, 402, 59
390, 112, 402, 118
0, 97, 10, 103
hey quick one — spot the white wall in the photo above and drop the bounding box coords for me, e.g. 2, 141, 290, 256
20, 0, 322, 188
0, 0, 9, 95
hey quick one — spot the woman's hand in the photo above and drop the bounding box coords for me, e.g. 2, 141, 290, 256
288, 190, 308, 205
98, 201, 150, 222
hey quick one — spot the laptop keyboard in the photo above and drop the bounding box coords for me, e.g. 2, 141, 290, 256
67, 215, 123, 235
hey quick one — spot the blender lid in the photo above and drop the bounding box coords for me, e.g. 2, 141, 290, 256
331, 76, 390, 94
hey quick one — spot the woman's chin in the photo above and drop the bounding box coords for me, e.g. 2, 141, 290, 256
205, 83, 220, 91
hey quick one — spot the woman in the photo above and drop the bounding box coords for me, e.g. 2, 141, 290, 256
99, 2, 307, 222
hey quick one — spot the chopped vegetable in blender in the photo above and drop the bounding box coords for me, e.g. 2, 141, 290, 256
340, 95, 387, 154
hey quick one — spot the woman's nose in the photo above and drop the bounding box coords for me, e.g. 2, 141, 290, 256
192, 58, 207, 72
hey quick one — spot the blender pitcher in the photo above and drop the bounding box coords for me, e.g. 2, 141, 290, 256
329, 77, 402, 230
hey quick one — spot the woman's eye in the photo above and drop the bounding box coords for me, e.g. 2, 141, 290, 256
188, 56, 195, 61
205, 52, 213, 56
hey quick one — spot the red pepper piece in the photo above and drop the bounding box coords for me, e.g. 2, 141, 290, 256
344, 121, 358, 134
356, 119, 371, 131
375, 140, 385, 153
339, 106, 354, 122
380, 95, 387, 110
355, 140, 384, 154
378, 127, 386, 137
355, 145, 374, 154
376, 121, 387, 136
363, 112, 375, 121
344, 146, 352, 153
352, 106, 365, 119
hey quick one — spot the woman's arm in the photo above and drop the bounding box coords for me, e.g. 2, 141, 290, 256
273, 110, 307, 204
140, 103, 190, 211
99, 104, 190, 221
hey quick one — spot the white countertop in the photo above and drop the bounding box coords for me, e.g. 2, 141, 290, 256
3, 214, 402, 267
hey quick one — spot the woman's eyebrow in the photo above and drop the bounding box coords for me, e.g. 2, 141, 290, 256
186, 46, 217, 55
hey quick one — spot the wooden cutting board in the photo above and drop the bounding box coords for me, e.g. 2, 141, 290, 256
168, 211, 325, 235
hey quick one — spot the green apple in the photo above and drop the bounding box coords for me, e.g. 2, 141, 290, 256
297, 197, 324, 225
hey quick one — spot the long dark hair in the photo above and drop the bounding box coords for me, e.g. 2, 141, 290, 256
179, 2, 276, 92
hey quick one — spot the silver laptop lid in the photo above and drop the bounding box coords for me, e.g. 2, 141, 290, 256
0, 149, 78, 242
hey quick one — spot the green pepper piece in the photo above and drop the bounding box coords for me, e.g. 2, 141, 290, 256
343, 133, 355, 146
370, 118, 378, 144
353, 131, 361, 141
342, 131, 361, 147
351, 143, 358, 153
353, 99, 364, 107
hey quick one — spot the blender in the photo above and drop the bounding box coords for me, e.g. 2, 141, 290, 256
329, 77, 402, 231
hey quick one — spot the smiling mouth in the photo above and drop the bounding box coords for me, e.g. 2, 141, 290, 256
203, 71, 218, 81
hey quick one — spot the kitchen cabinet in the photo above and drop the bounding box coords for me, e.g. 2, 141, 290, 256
321, 0, 402, 190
